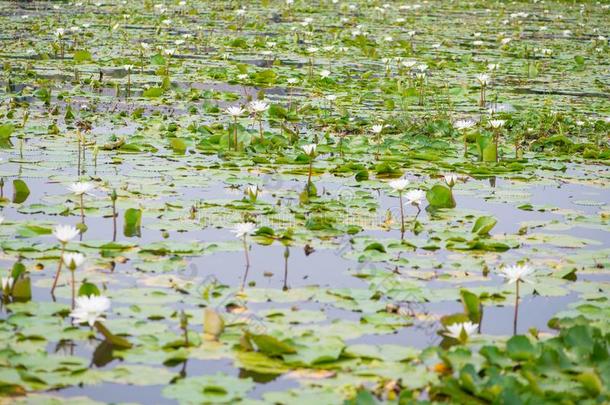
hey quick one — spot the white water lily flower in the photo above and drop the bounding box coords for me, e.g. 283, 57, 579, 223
405, 189, 425, 206
124, 64, 134, 71
226, 106, 245, 117
55, 28, 65, 38
245, 185, 259, 199
444, 321, 478, 340
320, 69, 331, 79
371, 124, 384, 134
53, 224, 80, 243
487, 63, 500, 71
68, 182, 95, 196
70, 295, 111, 326
389, 179, 409, 192
489, 119, 506, 129
1, 277, 14, 292
476, 73, 490, 86
248, 100, 269, 113
232, 222, 255, 239
63, 252, 86, 269
454, 119, 476, 131
501, 264, 535, 284
302, 143, 317, 156
444, 174, 458, 187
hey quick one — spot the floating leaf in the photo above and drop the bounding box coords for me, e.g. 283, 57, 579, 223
426, 185, 456, 209
73, 49, 93, 62
471, 216, 497, 236
12, 179, 30, 204
123, 208, 142, 237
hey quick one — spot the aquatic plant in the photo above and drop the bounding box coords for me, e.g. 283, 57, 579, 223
50, 225, 80, 296
501, 263, 535, 335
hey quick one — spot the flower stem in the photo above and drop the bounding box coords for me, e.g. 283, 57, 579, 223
243, 237, 250, 267
399, 192, 405, 239
112, 199, 117, 242
51, 243, 66, 296
463, 133, 468, 157
307, 159, 313, 186
233, 117, 238, 151
283, 246, 289, 291
376, 134, 381, 160
413, 205, 421, 231
71, 269, 75, 310
513, 279, 520, 335
79, 194, 85, 224
127, 71, 131, 98
77, 136, 81, 175
258, 117, 263, 141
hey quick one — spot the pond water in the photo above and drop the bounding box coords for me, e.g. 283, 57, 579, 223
0, 1, 609, 404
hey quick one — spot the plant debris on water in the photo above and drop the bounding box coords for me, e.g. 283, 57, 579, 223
0, 0, 609, 403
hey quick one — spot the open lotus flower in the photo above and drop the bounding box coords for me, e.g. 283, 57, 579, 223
70, 295, 111, 327
226, 106, 245, 117
444, 321, 478, 341
454, 119, 476, 131
405, 189, 425, 206
232, 222, 255, 239
489, 119, 506, 129
53, 224, 80, 243
248, 100, 269, 113
389, 179, 409, 192
302, 143, 317, 156
68, 182, 95, 196
63, 252, 85, 269
501, 264, 534, 284
124, 64, 134, 72
371, 124, 384, 134
476, 73, 490, 86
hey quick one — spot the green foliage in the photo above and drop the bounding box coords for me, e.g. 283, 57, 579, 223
12, 179, 30, 204
471, 216, 497, 236
431, 323, 609, 404
426, 185, 456, 209
123, 208, 142, 237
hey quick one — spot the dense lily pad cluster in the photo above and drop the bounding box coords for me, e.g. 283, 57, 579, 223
0, 0, 609, 403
